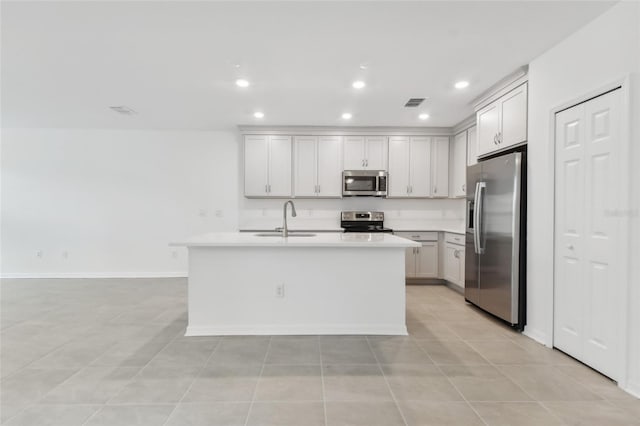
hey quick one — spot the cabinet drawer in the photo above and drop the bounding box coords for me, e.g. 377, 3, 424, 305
395, 231, 438, 241
445, 232, 464, 245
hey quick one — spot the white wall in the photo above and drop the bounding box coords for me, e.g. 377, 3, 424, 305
1, 128, 238, 277
526, 1, 640, 395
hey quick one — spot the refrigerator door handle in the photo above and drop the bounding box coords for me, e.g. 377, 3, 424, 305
475, 181, 486, 254
473, 182, 481, 254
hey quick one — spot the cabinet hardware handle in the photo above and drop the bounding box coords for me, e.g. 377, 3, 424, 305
454, 250, 460, 259
462, 184, 465, 192
317, 185, 320, 193
268, 184, 271, 193
265, 184, 268, 193
407, 185, 410, 194
567, 244, 574, 250
361, 159, 365, 167
498, 132, 502, 144
433, 187, 437, 194
412, 235, 420, 238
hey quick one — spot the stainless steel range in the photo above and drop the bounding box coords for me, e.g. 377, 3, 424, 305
340, 211, 393, 233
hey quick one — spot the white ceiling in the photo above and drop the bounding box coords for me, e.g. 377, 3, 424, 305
1, 1, 615, 130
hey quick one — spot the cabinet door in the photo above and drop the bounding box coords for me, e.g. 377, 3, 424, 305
451, 132, 467, 198
457, 245, 465, 287
409, 137, 431, 197
444, 243, 462, 287
431, 137, 449, 197
388, 137, 410, 197
268, 136, 292, 197
317, 136, 343, 197
294, 136, 318, 197
415, 242, 438, 278
467, 126, 478, 166
364, 136, 388, 170
405, 247, 416, 278
477, 101, 501, 158
244, 135, 269, 197
500, 83, 528, 148
343, 136, 365, 170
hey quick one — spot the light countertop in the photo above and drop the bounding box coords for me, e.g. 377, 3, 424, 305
172, 232, 421, 248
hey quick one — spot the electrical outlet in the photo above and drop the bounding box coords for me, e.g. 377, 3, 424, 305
36, 250, 43, 258
62, 251, 68, 259
275, 284, 285, 298
215, 210, 223, 218
198, 209, 207, 217
171, 250, 178, 259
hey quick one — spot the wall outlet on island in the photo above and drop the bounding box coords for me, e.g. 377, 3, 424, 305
275, 284, 285, 298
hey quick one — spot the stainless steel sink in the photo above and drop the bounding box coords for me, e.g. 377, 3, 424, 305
254, 233, 316, 237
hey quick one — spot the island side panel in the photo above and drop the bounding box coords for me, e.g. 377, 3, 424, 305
185, 246, 407, 336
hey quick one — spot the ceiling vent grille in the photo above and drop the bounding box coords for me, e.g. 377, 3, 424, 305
109, 105, 137, 115
404, 98, 425, 107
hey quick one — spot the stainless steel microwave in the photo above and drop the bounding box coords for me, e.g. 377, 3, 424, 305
342, 170, 388, 197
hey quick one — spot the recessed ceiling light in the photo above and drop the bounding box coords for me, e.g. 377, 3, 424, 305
235, 79, 250, 88
341, 113, 352, 120
454, 81, 469, 89
419, 113, 430, 120
253, 111, 264, 119
352, 81, 366, 89
359, 64, 368, 70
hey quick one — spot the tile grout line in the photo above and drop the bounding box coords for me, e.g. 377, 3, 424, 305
242, 336, 273, 426
160, 336, 224, 426
364, 336, 409, 426
79, 324, 188, 426
411, 334, 490, 426
318, 336, 328, 426
457, 333, 569, 425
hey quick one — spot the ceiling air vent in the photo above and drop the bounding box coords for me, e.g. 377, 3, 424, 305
404, 98, 425, 107
109, 105, 137, 115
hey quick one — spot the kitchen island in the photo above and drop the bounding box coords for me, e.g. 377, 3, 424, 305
172, 232, 420, 336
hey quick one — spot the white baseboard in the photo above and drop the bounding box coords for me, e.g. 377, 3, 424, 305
523, 326, 551, 347
0, 272, 188, 279
622, 380, 640, 399
186, 324, 408, 336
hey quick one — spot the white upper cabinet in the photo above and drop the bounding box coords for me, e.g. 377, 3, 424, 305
467, 126, 478, 166
431, 136, 449, 197
410, 137, 431, 197
388, 136, 431, 198
450, 130, 467, 198
294, 136, 342, 198
294, 136, 318, 197
476, 82, 528, 158
343, 136, 388, 170
317, 136, 343, 197
388, 137, 411, 197
244, 135, 292, 197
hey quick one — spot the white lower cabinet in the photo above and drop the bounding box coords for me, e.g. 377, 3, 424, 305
443, 233, 465, 288
397, 232, 438, 279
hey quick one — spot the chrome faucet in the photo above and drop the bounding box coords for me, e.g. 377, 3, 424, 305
280, 200, 297, 237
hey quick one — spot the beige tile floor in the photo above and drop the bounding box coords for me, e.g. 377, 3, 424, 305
1, 278, 638, 425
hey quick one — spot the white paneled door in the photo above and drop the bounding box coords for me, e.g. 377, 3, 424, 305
554, 88, 622, 381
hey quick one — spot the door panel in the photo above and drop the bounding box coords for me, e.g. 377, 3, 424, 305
554, 103, 585, 356
451, 132, 467, 197
410, 137, 431, 197
467, 126, 478, 166
500, 84, 528, 147
477, 102, 500, 157
268, 136, 292, 196
388, 137, 410, 197
431, 137, 449, 197
343, 136, 365, 170
365, 136, 388, 170
244, 135, 269, 196
415, 242, 438, 278
477, 153, 520, 323
294, 136, 318, 197
554, 88, 621, 381
317, 136, 343, 197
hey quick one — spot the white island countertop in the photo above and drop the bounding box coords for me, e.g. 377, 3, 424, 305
172, 232, 420, 248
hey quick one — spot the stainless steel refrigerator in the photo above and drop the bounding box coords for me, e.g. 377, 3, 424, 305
465, 150, 526, 330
